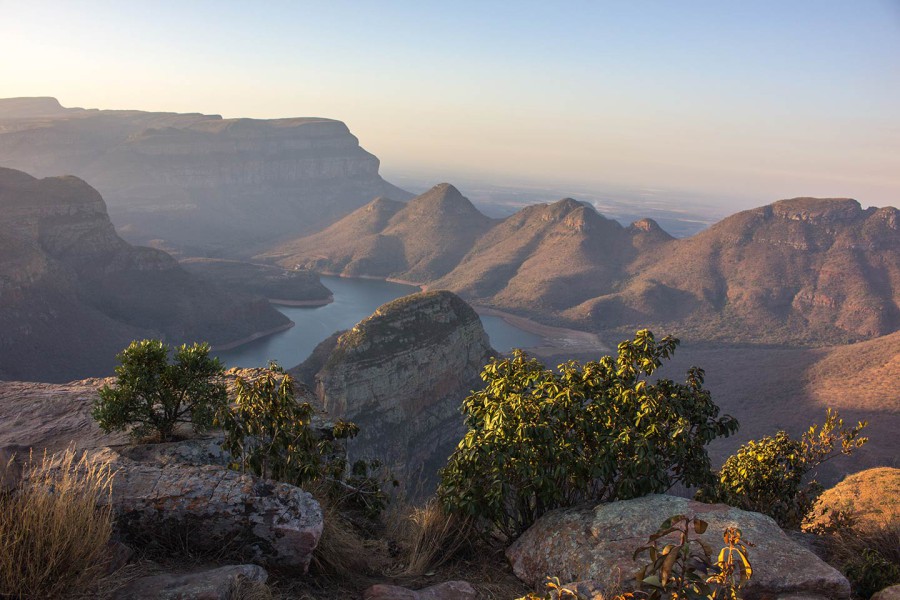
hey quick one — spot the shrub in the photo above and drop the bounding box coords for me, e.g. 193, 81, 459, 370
218, 364, 387, 516
0, 449, 114, 599
92, 339, 227, 442
438, 330, 739, 540
699, 409, 867, 529
820, 515, 899, 599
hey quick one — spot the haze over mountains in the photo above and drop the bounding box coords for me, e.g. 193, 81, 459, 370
0, 97, 411, 256
0, 167, 289, 382
267, 184, 899, 345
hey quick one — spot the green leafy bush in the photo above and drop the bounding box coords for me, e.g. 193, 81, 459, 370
699, 409, 867, 529
92, 340, 227, 442
218, 364, 388, 516
438, 330, 739, 540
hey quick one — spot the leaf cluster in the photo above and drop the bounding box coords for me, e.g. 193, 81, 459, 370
438, 330, 738, 540
91, 340, 227, 442
634, 515, 753, 600
699, 408, 868, 529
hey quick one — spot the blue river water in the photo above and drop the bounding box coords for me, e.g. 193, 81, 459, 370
215, 275, 541, 369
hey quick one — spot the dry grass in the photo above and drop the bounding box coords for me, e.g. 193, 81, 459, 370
229, 574, 276, 600
824, 519, 900, 598
0, 449, 115, 599
397, 499, 475, 577
307, 486, 374, 582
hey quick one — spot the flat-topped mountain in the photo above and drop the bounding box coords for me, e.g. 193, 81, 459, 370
266, 183, 495, 281
0, 167, 289, 382
0, 97, 411, 255
269, 188, 898, 344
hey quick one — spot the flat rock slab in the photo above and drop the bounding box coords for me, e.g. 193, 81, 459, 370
363, 580, 477, 600
506, 494, 850, 600
112, 564, 267, 600
86, 447, 323, 571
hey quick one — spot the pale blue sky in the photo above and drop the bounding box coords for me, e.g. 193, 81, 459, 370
1, 0, 898, 208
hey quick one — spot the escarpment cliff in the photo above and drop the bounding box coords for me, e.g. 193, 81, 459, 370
0, 97, 411, 255
0, 167, 289, 382
301, 291, 494, 490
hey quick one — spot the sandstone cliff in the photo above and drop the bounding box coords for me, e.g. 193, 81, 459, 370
301, 291, 494, 491
0, 97, 411, 255
0, 167, 289, 382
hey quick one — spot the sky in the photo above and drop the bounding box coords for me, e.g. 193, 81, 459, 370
1, 0, 899, 210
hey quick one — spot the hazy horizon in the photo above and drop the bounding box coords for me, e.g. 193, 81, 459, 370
2, 1, 899, 210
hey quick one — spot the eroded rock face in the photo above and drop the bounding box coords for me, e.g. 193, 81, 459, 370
308, 291, 493, 491
506, 495, 850, 600
84, 446, 323, 571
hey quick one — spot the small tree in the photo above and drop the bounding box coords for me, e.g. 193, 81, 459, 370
438, 330, 739, 540
699, 409, 868, 529
92, 340, 227, 442
218, 364, 387, 516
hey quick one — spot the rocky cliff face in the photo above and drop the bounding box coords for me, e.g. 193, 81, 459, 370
304, 291, 494, 490
0, 167, 289, 382
0, 97, 411, 255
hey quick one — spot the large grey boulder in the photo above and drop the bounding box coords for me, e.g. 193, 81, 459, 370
86, 446, 322, 571
506, 495, 850, 600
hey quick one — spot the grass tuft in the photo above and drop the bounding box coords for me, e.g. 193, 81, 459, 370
0, 449, 115, 599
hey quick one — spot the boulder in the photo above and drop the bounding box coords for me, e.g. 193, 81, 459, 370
111, 564, 267, 600
506, 495, 850, 600
85, 447, 323, 571
363, 580, 477, 600
873, 586, 900, 600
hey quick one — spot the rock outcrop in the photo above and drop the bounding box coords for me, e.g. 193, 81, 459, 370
363, 580, 477, 600
111, 564, 268, 600
0, 97, 411, 255
507, 494, 850, 600
0, 167, 290, 382
78, 445, 323, 571
304, 291, 494, 490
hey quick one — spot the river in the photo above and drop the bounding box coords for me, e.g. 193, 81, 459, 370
215, 275, 542, 369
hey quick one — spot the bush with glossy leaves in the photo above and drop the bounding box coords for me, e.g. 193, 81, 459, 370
438, 329, 739, 540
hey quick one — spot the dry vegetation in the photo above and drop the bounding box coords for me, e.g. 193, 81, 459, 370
0, 449, 114, 599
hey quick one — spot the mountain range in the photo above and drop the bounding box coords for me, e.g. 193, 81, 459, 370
0, 167, 290, 382
264, 184, 899, 345
0, 97, 411, 256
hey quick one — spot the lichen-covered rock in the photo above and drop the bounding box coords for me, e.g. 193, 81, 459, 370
84, 447, 322, 571
310, 290, 493, 491
506, 495, 850, 600
111, 564, 267, 600
363, 580, 477, 600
